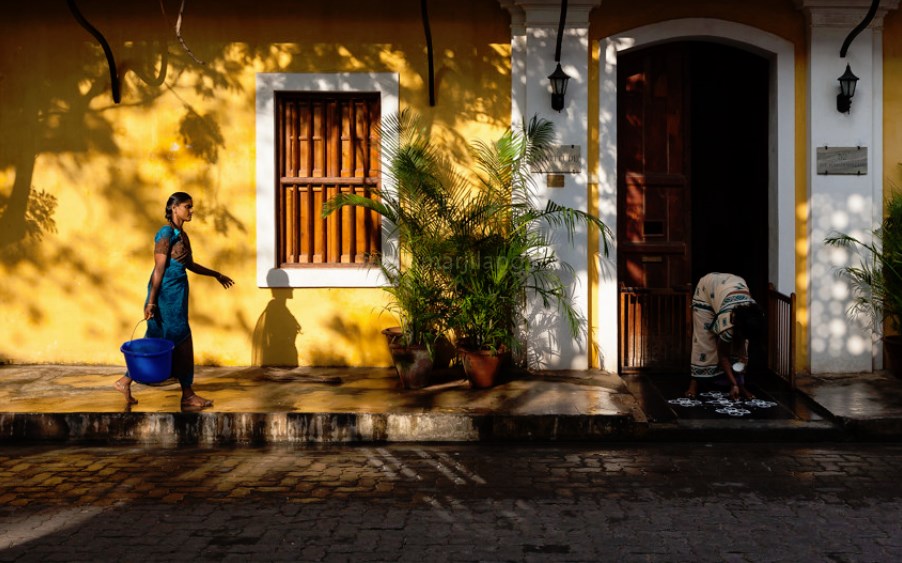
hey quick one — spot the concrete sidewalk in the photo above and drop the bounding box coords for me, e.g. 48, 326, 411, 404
0, 364, 900, 444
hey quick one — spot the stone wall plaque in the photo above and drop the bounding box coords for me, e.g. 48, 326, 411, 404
532, 144, 581, 174
817, 146, 867, 175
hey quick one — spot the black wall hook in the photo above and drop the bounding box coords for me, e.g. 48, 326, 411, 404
67, 0, 121, 104
840, 0, 880, 58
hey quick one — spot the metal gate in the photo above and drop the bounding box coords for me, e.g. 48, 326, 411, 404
619, 283, 796, 386
766, 283, 796, 387
619, 287, 692, 374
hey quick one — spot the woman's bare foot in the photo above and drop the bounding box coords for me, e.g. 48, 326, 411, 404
180, 393, 213, 411
684, 379, 698, 399
114, 377, 138, 404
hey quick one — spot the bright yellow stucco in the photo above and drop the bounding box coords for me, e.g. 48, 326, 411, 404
3, 0, 901, 375
0, 0, 511, 367
886, 9, 902, 195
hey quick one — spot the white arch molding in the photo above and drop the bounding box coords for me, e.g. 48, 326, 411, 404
595, 19, 796, 373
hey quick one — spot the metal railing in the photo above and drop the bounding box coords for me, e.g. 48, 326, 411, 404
619, 283, 796, 385
619, 287, 691, 374
767, 283, 796, 387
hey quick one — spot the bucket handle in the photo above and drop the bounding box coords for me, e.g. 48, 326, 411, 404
129, 319, 146, 342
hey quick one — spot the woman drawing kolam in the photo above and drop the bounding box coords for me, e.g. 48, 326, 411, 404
686, 272, 764, 401
115, 192, 234, 410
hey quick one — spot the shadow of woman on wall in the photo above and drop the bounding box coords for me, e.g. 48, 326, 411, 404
252, 269, 301, 367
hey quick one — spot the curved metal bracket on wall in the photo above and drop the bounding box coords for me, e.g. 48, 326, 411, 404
840, 0, 880, 57
67, 0, 121, 104
554, 0, 568, 63
421, 0, 435, 106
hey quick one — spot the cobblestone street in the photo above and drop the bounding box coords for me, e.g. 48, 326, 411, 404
1, 443, 901, 562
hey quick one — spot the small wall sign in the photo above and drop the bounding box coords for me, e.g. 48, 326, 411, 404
532, 144, 581, 174
546, 174, 565, 188
817, 146, 867, 175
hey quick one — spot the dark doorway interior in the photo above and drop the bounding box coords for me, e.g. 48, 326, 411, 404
689, 42, 770, 302
617, 41, 771, 375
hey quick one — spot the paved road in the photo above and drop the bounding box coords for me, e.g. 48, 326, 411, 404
1, 442, 900, 562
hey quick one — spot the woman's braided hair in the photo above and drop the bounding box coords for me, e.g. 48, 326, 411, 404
165, 192, 193, 223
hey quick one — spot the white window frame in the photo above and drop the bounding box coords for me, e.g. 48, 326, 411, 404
255, 72, 400, 288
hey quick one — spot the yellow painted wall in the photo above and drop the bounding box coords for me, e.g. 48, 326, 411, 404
586, 0, 811, 372
4, 0, 899, 374
0, 0, 511, 366
886, 9, 902, 196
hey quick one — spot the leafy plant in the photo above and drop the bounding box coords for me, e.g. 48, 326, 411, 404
323, 110, 460, 349
825, 191, 902, 333
446, 116, 612, 357
324, 112, 613, 366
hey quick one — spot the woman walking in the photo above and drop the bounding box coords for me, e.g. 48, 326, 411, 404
115, 192, 234, 410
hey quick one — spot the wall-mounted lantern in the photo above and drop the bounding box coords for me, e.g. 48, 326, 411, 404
836, 63, 859, 113
548, 63, 570, 112
548, 0, 569, 112
835, 0, 876, 114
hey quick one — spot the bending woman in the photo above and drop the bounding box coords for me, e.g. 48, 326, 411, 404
686, 272, 764, 401
115, 192, 234, 409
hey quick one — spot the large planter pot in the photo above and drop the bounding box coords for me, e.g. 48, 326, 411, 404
388, 344, 434, 389
382, 326, 455, 370
884, 335, 902, 378
458, 346, 509, 389
382, 326, 403, 346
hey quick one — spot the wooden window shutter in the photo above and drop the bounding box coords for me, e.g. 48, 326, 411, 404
276, 92, 381, 267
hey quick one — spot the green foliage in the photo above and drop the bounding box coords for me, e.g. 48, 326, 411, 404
323, 111, 613, 364
323, 110, 460, 349
445, 116, 611, 355
825, 191, 902, 333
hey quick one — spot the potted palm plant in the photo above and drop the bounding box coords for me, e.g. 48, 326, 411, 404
323, 111, 457, 388
446, 116, 612, 388
326, 112, 612, 389
377, 262, 448, 388
825, 190, 902, 377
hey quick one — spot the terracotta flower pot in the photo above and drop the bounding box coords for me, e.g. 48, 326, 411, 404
381, 326, 403, 346
458, 346, 509, 389
388, 344, 434, 389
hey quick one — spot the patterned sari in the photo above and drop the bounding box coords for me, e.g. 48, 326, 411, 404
690, 272, 756, 379
141, 225, 194, 387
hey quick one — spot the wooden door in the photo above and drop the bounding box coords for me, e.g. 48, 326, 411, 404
618, 44, 691, 291
618, 44, 692, 373
617, 42, 771, 374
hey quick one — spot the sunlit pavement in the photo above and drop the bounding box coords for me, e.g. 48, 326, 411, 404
0, 442, 901, 561
2, 364, 902, 444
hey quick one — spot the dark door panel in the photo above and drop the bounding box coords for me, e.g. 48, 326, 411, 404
617, 41, 770, 374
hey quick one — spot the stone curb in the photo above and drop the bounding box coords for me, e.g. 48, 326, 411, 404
0, 412, 641, 445
4, 410, 899, 445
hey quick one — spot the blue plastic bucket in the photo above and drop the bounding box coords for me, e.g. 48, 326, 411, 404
121, 337, 174, 384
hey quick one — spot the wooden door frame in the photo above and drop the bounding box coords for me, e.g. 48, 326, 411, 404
595, 19, 796, 374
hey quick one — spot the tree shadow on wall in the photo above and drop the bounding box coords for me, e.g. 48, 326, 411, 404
251, 270, 301, 367
304, 313, 394, 368
0, 0, 512, 249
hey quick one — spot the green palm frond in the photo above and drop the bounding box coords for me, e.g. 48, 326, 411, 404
322, 110, 613, 361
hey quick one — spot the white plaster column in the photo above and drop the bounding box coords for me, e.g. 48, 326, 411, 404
500, 0, 602, 369
796, 0, 899, 373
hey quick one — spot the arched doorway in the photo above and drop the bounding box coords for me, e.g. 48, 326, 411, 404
616, 40, 770, 373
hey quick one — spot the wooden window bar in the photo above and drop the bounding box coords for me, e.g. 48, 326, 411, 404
276, 93, 381, 267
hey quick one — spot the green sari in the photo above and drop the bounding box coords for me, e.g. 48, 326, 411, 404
141, 225, 194, 387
